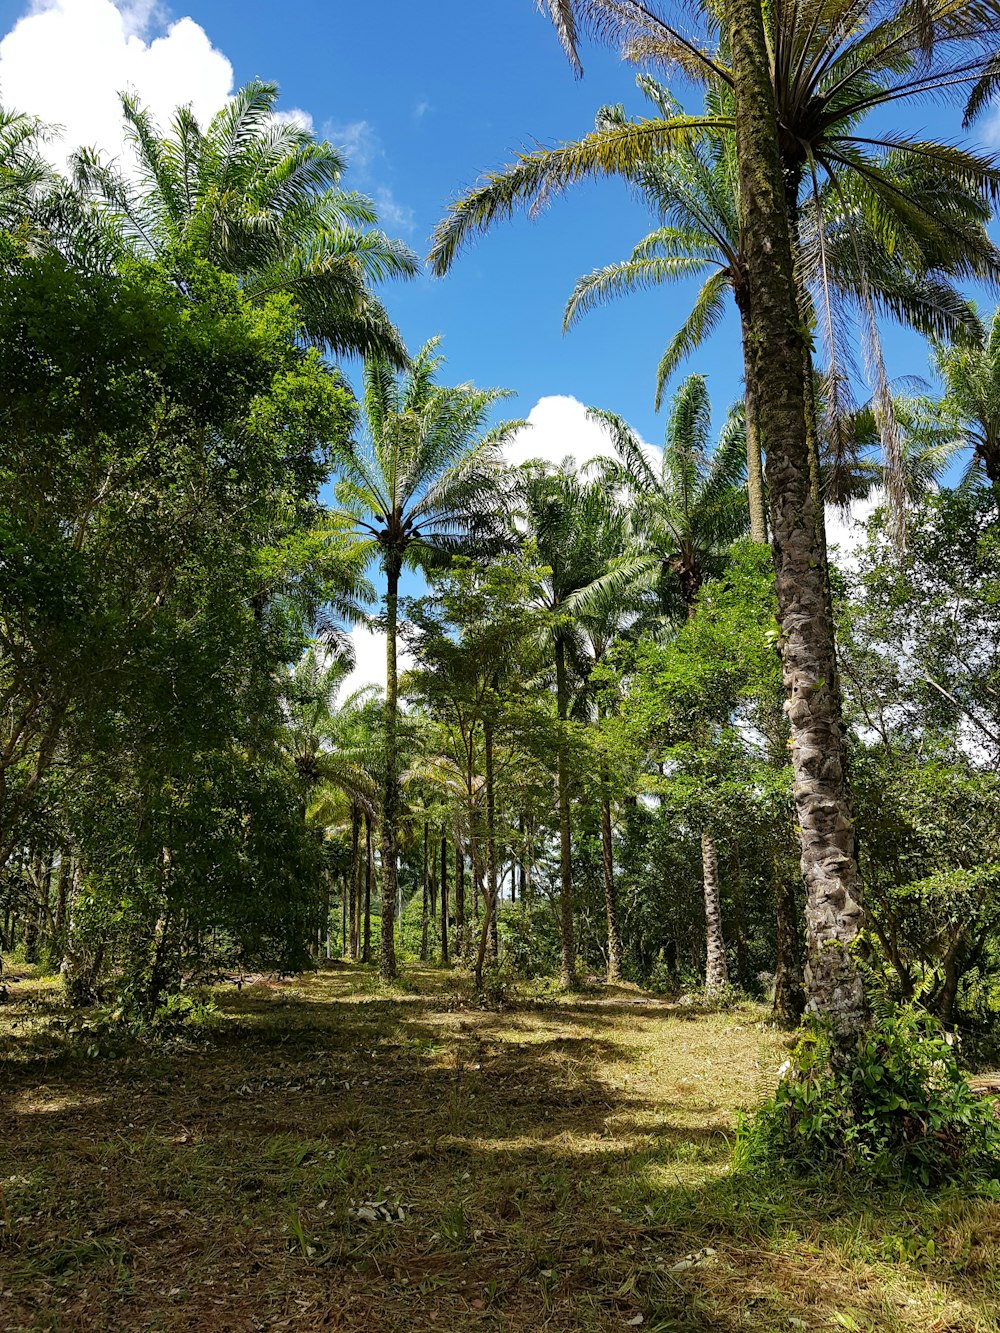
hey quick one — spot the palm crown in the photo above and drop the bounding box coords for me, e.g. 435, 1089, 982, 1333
73, 80, 418, 364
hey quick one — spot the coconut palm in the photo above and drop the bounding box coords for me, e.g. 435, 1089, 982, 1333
72, 80, 418, 363
439, 0, 1000, 1036
336, 340, 517, 979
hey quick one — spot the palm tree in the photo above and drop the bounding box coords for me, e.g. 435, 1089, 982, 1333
0, 104, 54, 232
921, 310, 1000, 502
516, 465, 645, 988
592, 376, 749, 994
72, 81, 418, 363
336, 340, 517, 979
562, 77, 991, 540
439, 0, 1000, 1038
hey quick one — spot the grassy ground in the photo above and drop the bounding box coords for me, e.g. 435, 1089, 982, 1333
1, 964, 999, 1332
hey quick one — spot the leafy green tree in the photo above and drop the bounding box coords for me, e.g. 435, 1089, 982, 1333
336, 340, 517, 979
73, 80, 418, 363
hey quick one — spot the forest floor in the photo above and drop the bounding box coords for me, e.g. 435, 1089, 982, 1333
1, 964, 999, 1333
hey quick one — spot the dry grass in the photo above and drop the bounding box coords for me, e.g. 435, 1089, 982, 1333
1, 964, 998, 1332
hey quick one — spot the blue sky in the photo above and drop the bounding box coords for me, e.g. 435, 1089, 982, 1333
1, 0, 996, 683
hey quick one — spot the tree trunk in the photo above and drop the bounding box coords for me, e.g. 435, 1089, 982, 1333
736, 297, 767, 542
484, 719, 499, 966
554, 636, 577, 989
455, 839, 466, 961
363, 812, 373, 964
380, 562, 401, 980
349, 803, 361, 961
773, 863, 806, 1024
440, 831, 450, 965
726, 0, 865, 1038
701, 832, 729, 997
420, 821, 430, 963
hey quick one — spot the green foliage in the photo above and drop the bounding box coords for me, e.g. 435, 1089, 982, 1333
737, 1009, 1000, 1187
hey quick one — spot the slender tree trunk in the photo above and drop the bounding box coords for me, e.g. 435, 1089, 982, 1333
455, 839, 466, 961
349, 804, 361, 961
726, 0, 865, 1038
440, 831, 450, 965
701, 832, 729, 997
363, 812, 373, 964
484, 718, 499, 967
736, 299, 767, 542
773, 862, 806, 1024
341, 873, 347, 957
554, 636, 577, 989
380, 562, 401, 980
420, 820, 430, 963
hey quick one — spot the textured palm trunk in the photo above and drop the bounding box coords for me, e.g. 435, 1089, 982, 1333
349, 803, 361, 960
440, 831, 450, 965
420, 820, 430, 963
726, 0, 865, 1038
735, 298, 768, 542
701, 832, 729, 996
379, 562, 400, 980
454, 838, 466, 960
362, 811, 373, 965
554, 636, 577, 990
773, 863, 805, 1024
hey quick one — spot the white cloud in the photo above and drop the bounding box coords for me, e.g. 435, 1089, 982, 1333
0, 0, 234, 172
825, 492, 879, 573
506, 394, 659, 472
340, 623, 410, 700
325, 117, 414, 234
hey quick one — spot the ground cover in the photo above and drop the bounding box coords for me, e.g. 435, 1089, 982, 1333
1, 965, 998, 1332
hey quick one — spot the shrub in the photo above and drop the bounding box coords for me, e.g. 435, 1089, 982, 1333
735, 1007, 1000, 1187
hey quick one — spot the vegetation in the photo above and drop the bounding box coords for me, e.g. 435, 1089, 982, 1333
3, 1, 1000, 1324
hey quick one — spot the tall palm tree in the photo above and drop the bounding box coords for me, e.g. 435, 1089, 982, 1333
439, 0, 1000, 1038
562, 76, 992, 540
593, 376, 749, 994
921, 310, 1000, 502
336, 340, 517, 979
517, 465, 644, 988
72, 81, 418, 363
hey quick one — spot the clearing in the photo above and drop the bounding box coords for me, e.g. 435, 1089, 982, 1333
1, 965, 998, 1332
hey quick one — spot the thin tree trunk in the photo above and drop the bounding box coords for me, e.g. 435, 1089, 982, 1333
420, 820, 430, 963
773, 863, 806, 1024
726, 0, 865, 1038
349, 804, 361, 961
701, 832, 729, 996
484, 719, 499, 965
440, 831, 450, 965
380, 562, 401, 980
554, 636, 577, 990
736, 299, 767, 542
363, 812, 373, 965
455, 839, 466, 961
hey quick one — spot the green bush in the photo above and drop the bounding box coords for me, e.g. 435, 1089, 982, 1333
736, 1008, 1000, 1187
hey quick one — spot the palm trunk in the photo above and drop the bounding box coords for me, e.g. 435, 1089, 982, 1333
440, 832, 450, 965
420, 820, 430, 963
773, 863, 805, 1024
455, 838, 466, 961
380, 562, 400, 980
701, 832, 729, 996
484, 718, 499, 966
363, 811, 373, 965
349, 804, 361, 961
736, 297, 767, 542
726, 0, 865, 1038
554, 636, 577, 989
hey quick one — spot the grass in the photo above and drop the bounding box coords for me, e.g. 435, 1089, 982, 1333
0, 963, 998, 1331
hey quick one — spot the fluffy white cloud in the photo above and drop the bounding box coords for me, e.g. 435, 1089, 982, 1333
340, 623, 412, 701
0, 0, 234, 171
825, 492, 879, 572
506, 394, 659, 472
